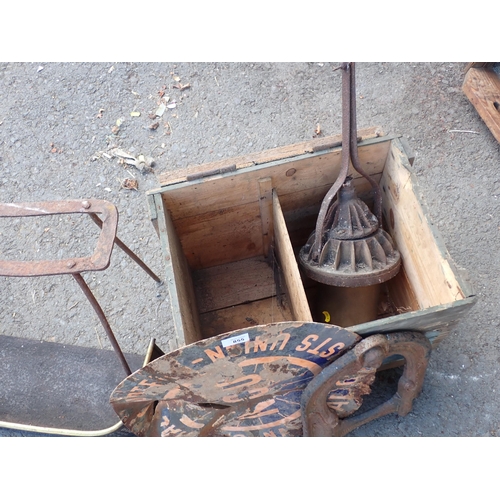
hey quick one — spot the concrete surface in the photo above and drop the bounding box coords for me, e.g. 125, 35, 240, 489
1, 62, 499, 437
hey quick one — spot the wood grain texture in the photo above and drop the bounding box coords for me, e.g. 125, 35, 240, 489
193, 256, 276, 313
380, 140, 465, 309
258, 177, 274, 257
462, 67, 500, 143
153, 193, 202, 347
155, 137, 391, 270
199, 297, 293, 339
157, 127, 384, 186
272, 190, 313, 322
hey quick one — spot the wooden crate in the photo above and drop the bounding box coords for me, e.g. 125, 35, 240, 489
147, 127, 476, 351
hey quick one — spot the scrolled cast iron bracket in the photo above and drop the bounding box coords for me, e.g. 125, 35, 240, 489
301, 331, 432, 437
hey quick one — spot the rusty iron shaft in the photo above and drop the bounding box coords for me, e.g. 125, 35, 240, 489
311, 62, 383, 261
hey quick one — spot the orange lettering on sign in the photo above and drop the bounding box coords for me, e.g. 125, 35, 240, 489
263, 430, 277, 437
205, 345, 226, 363
161, 425, 183, 436
238, 399, 278, 420
253, 336, 268, 353
307, 337, 332, 355
296, 334, 318, 351
217, 374, 268, 403
319, 342, 345, 358
270, 333, 290, 351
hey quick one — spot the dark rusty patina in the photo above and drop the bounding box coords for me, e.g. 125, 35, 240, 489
298, 64, 401, 328
0, 199, 161, 376
299, 63, 400, 289
299, 179, 401, 288
110, 322, 361, 436
301, 331, 432, 437
307, 63, 383, 263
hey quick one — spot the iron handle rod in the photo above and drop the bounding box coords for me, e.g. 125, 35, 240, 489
89, 213, 162, 283
348, 63, 383, 224
311, 62, 352, 260
72, 272, 132, 376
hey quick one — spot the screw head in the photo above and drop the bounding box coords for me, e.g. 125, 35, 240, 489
67, 261, 76, 269
82, 200, 91, 209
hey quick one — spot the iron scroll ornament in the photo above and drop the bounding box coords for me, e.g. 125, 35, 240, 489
301, 331, 432, 437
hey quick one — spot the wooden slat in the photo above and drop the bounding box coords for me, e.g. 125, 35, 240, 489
192, 256, 275, 313
153, 193, 202, 347
351, 297, 476, 343
175, 203, 264, 269
199, 297, 293, 339
462, 67, 500, 143
273, 191, 313, 322
380, 140, 465, 309
157, 138, 391, 223
157, 127, 384, 186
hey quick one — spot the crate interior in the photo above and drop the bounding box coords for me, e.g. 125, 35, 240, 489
153, 136, 466, 348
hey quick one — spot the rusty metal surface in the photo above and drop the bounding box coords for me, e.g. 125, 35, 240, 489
309, 63, 352, 262
110, 322, 361, 436
299, 63, 400, 288
301, 331, 432, 437
88, 212, 162, 283
310, 62, 383, 259
72, 272, 131, 375
0, 198, 161, 379
0, 199, 118, 277
299, 180, 401, 288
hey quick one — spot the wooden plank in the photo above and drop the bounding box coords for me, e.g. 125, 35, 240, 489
380, 140, 466, 310
462, 67, 500, 143
156, 138, 391, 223
258, 177, 274, 257
351, 296, 476, 345
157, 127, 384, 186
199, 297, 293, 339
192, 256, 276, 313
175, 203, 264, 269
153, 193, 202, 348
273, 191, 313, 322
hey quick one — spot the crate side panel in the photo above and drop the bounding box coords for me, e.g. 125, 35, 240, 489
192, 256, 276, 313
351, 297, 476, 344
173, 202, 264, 269
159, 138, 391, 270
159, 139, 391, 222
380, 140, 466, 309
154, 193, 202, 347
157, 127, 384, 187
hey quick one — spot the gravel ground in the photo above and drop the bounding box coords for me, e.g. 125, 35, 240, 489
1, 62, 499, 437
